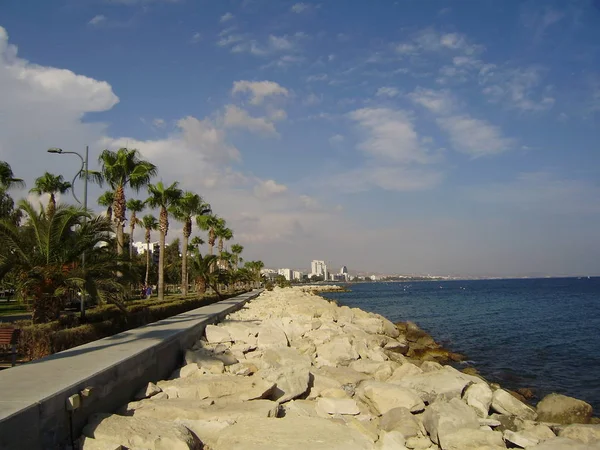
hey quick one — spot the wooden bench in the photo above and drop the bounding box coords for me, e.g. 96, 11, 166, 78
0, 327, 20, 367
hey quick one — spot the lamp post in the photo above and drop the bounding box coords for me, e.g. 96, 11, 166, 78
47, 146, 89, 319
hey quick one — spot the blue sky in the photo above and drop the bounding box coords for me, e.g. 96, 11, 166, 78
1, 0, 599, 276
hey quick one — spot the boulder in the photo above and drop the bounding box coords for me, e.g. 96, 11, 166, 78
80, 437, 126, 450
525, 436, 600, 449
536, 393, 593, 424
380, 407, 421, 438
317, 397, 360, 415
376, 430, 408, 449
443, 428, 505, 450
420, 361, 443, 372
82, 413, 201, 450
316, 336, 360, 367
558, 423, 600, 444
421, 398, 480, 447
504, 429, 539, 448
405, 436, 434, 450
134, 382, 162, 400
157, 374, 274, 401
257, 365, 310, 403
313, 366, 370, 386
184, 349, 225, 374
214, 416, 374, 449
463, 382, 493, 418
179, 363, 201, 378
205, 324, 232, 344
520, 424, 556, 442
491, 389, 537, 420
283, 399, 320, 418
219, 321, 259, 344
261, 346, 311, 370
387, 363, 423, 382
174, 419, 232, 449
391, 366, 483, 403
130, 398, 280, 422
227, 361, 258, 376
257, 325, 289, 349
357, 380, 425, 415
381, 317, 401, 338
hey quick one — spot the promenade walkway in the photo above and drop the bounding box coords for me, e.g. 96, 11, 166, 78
0, 289, 262, 450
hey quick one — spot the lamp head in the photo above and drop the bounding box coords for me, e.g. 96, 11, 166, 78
47, 148, 63, 154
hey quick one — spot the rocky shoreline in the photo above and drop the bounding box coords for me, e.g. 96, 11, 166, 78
79, 286, 600, 449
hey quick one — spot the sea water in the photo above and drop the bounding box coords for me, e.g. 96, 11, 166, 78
321, 277, 600, 411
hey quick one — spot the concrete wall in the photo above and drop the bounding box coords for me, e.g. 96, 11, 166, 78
0, 290, 261, 450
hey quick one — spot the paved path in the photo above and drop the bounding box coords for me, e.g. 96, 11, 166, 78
0, 289, 262, 450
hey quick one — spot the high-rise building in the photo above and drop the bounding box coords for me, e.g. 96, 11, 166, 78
278, 268, 293, 281
340, 266, 348, 274
310, 260, 328, 279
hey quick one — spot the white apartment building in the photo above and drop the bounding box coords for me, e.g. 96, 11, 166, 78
278, 268, 293, 281
292, 271, 303, 281
132, 241, 157, 255
310, 260, 328, 279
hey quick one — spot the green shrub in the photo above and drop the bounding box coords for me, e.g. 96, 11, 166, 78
265, 281, 274, 291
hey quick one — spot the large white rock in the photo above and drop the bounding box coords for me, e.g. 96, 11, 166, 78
376, 430, 408, 450
80, 437, 124, 450
257, 324, 289, 348
353, 317, 385, 335
261, 346, 311, 370
205, 324, 232, 344
157, 374, 274, 401
316, 336, 360, 367
558, 424, 600, 444
317, 397, 360, 415
357, 380, 425, 415
175, 419, 233, 449
184, 349, 225, 374
134, 382, 162, 400
130, 398, 280, 422
463, 382, 493, 418
82, 413, 201, 450
504, 429, 539, 447
257, 365, 310, 403
214, 416, 374, 450
537, 393, 593, 424
491, 389, 537, 420
526, 437, 600, 449
387, 363, 423, 382
219, 321, 259, 345
422, 398, 481, 448
443, 428, 505, 450
380, 407, 421, 438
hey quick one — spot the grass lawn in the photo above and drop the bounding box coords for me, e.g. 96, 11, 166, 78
0, 302, 29, 317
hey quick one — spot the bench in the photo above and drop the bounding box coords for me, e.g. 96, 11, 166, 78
0, 328, 20, 367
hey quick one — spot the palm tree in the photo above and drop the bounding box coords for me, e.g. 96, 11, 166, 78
189, 236, 205, 257
96, 148, 157, 256
146, 181, 183, 301
0, 161, 25, 190
170, 192, 211, 296
141, 214, 158, 287
97, 191, 115, 222
196, 214, 223, 256
215, 222, 233, 271
0, 201, 129, 323
190, 253, 223, 298
244, 260, 265, 288
29, 172, 72, 218
126, 199, 145, 260
231, 244, 244, 268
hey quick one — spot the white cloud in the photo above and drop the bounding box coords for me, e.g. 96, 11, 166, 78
221, 29, 304, 57
521, 6, 565, 41
291, 3, 309, 13
326, 165, 443, 193
396, 28, 484, 57
307, 73, 328, 82
409, 88, 455, 114
376, 87, 400, 98
303, 93, 321, 106
223, 105, 277, 136
349, 108, 434, 164
190, 32, 201, 43
329, 134, 344, 146
254, 179, 288, 198
231, 80, 288, 105
436, 115, 514, 157
152, 118, 165, 128
220, 12, 234, 23
480, 66, 555, 112
88, 15, 107, 26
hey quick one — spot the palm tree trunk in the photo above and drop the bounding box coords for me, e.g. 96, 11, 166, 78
129, 222, 135, 261
114, 185, 125, 255
47, 193, 56, 219
145, 240, 150, 286
158, 230, 165, 301
182, 233, 189, 296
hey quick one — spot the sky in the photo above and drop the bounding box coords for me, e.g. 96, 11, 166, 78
0, 0, 599, 277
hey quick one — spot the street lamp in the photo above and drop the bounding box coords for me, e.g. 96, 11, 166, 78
47, 146, 89, 319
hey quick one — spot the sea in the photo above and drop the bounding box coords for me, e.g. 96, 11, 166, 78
320, 277, 600, 412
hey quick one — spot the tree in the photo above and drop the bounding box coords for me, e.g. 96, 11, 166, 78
97, 148, 157, 256
189, 253, 224, 298
170, 192, 211, 296
231, 244, 244, 268
215, 222, 233, 257
146, 181, 183, 300
189, 236, 205, 257
29, 172, 71, 218
126, 199, 145, 260
196, 214, 223, 256
0, 201, 130, 323
141, 214, 158, 287
97, 191, 115, 222
244, 260, 265, 287
0, 161, 25, 191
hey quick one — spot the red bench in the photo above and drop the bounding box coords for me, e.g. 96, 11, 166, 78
0, 327, 20, 367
